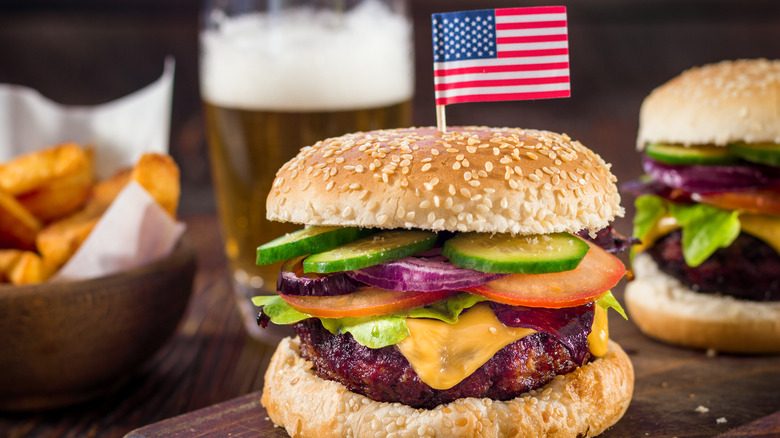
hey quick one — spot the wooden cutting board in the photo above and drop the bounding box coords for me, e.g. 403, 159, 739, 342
125, 317, 780, 437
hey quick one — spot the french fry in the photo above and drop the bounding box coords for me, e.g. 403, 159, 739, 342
0, 250, 23, 282
0, 189, 41, 251
131, 153, 180, 217
8, 251, 51, 285
0, 143, 91, 196
16, 158, 94, 223
35, 169, 132, 270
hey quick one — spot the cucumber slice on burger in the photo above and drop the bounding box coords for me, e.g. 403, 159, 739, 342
728, 142, 780, 167
645, 142, 737, 165
303, 230, 438, 274
442, 232, 589, 274
257, 226, 376, 265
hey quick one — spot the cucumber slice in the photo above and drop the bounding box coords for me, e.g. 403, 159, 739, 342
257, 226, 376, 265
442, 232, 589, 274
728, 142, 780, 167
645, 142, 737, 165
303, 230, 437, 274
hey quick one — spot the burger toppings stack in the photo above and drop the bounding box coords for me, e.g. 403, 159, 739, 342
254, 126, 634, 438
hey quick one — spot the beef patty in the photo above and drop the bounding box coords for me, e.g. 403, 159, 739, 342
647, 230, 780, 301
294, 318, 589, 409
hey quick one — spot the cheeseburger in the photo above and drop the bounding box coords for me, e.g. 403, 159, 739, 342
254, 127, 634, 437
624, 59, 780, 353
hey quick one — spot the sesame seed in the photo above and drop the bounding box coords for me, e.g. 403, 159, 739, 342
460, 188, 471, 198
485, 162, 494, 172
478, 170, 488, 178
528, 174, 541, 182
431, 149, 440, 156
468, 180, 481, 187
453, 162, 462, 170
420, 200, 432, 209
526, 152, 539, 160
421, 163, 432, 172
467, 145, 477, 154
421, 157, 432, 163
326, 181, 335, 191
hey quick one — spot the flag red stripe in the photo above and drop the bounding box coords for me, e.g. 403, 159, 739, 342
496, 34, 568, 44
434, 76, 570, 91
498, 48, 569, 58
496, 20, 567, 31
495, 6, 566, 16
435, 89, 571, 105
434, 62, 569, 77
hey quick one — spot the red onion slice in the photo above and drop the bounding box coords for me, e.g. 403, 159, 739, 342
277, 256, 363, 296
643, 156, 780, 194
346, 256, 507, 292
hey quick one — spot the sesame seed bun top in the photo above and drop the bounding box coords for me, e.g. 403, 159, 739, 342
267, 126, 624, 235
637, 58, 780, 149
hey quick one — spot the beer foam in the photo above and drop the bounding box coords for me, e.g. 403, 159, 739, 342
200, 0, 414, 111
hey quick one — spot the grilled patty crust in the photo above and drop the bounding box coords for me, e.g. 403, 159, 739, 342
294, 318, 590, 409
647, 230, 780, 301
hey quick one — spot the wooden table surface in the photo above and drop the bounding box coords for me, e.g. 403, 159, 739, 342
0, 213, 777, 438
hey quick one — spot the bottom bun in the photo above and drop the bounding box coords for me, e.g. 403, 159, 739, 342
261, 336, 634, 438
626, 252, 780, 353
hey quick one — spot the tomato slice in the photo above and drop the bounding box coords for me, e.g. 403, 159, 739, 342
693, 189, 780, 216
280, 287, 458, 318
464, 239, 625, 308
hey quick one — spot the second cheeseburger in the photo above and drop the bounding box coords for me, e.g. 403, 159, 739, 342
254, 127, 634, 437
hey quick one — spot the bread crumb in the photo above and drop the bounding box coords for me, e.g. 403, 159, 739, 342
695, 406, 710, 414
706, 348, 718, 358
716, 417, 728, 424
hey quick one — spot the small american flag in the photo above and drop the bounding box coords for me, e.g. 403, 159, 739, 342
432, 6, 570, 106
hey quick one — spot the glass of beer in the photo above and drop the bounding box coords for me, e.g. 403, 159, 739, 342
199, 0, 414, 341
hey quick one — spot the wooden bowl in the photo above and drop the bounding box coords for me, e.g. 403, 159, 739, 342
0, 239, 197, 411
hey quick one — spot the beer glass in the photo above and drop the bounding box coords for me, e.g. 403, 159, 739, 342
199, 0, 414, 340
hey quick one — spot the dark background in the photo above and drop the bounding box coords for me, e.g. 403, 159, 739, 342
1, 0, 778, 236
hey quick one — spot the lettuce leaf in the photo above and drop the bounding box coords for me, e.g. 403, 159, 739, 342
595, 290, 627, 319
320, 315, 408, 349
633, 195, 741, 268
252, 295, 311, 324
633, 195, 668, 241
666, 202, 740, 267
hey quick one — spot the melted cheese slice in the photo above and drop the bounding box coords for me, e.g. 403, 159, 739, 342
587, 305, 609, 357
396, 303, 612, 390
397, 304, 534, 390
740, 214, 780, 253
